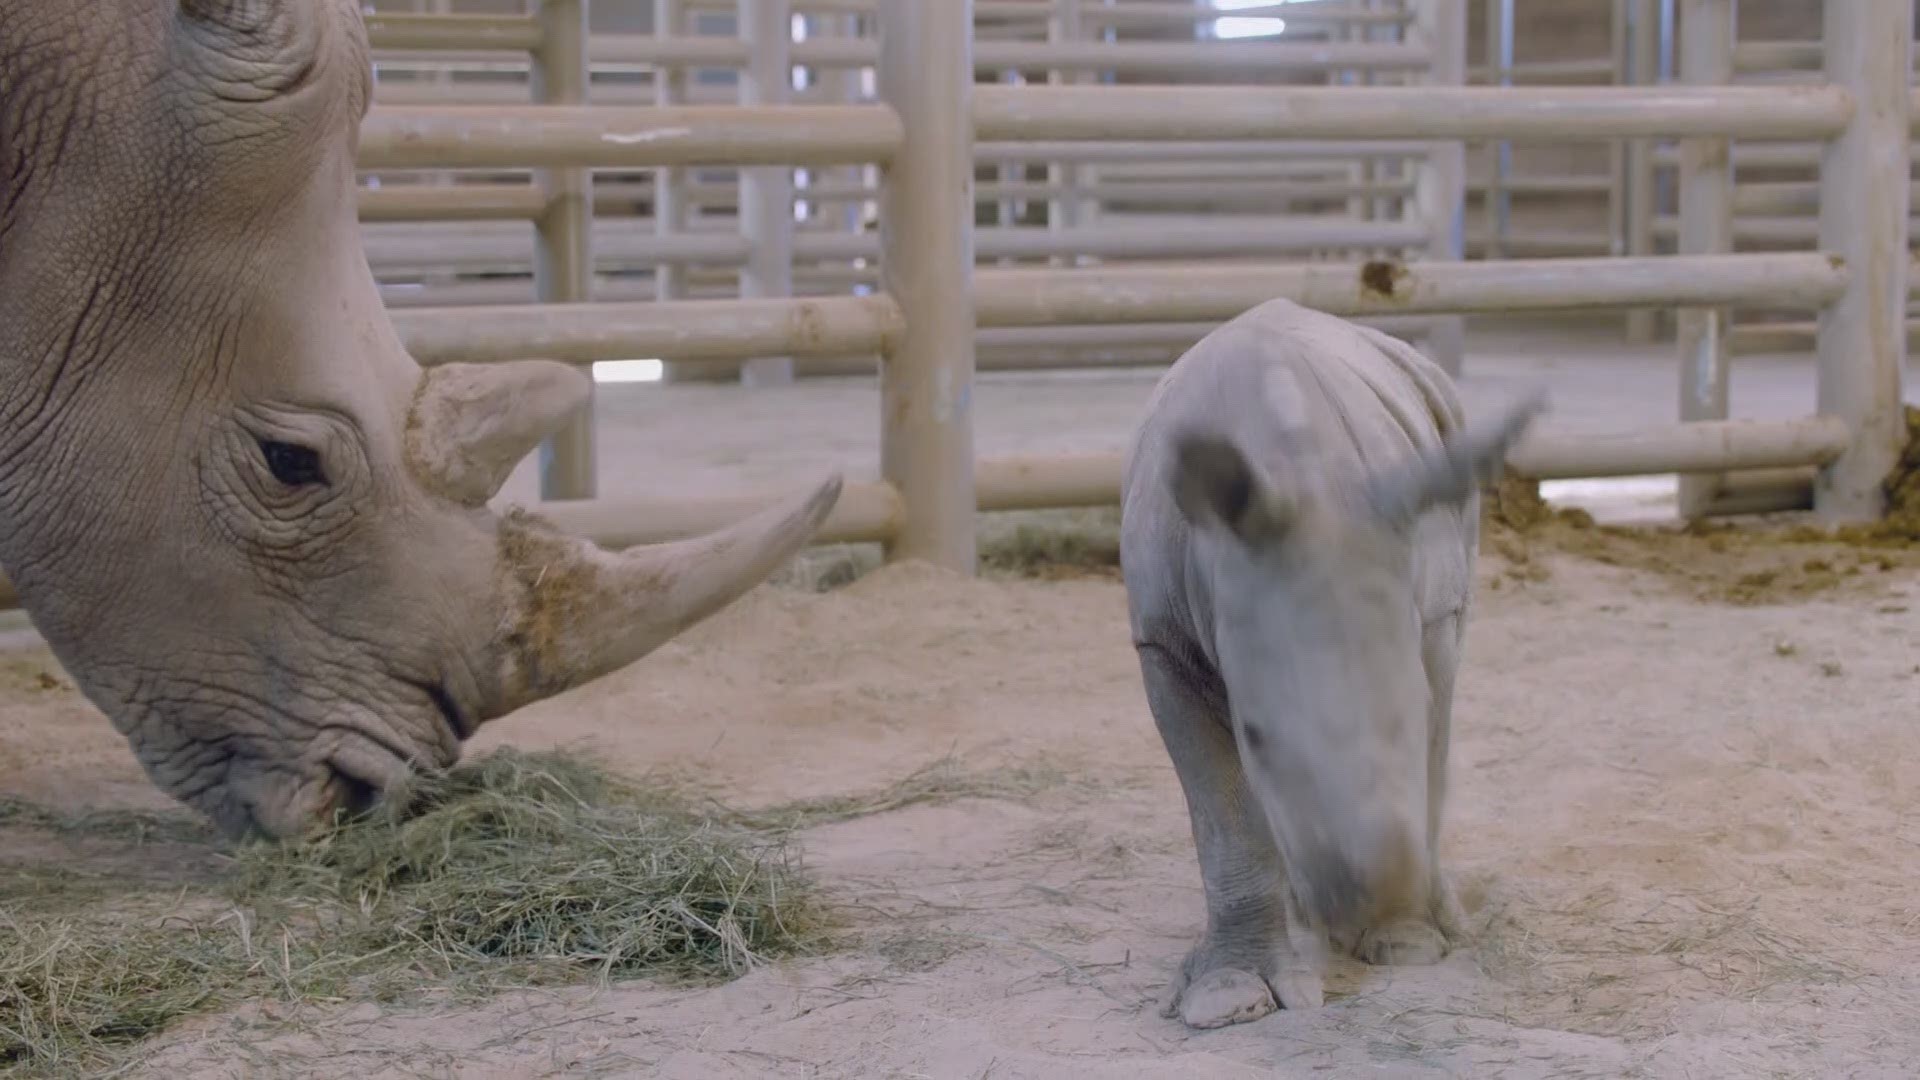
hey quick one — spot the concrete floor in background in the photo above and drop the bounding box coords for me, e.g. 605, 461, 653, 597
495, 318, 1920, 525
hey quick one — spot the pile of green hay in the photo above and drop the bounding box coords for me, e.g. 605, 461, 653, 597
0, 749, 1066, 1076
0, 749, 827, 1076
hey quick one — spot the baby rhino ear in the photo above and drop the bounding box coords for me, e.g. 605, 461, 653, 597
1366, 387, 1550, 528
1169, 432, 1299, 547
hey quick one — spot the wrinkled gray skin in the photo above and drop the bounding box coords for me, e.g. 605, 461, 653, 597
0, 2, 841, 839
1119, 298, 1544, 1028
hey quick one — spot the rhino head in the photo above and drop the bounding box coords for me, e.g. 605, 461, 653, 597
0, 1, 841, 838
1167, 386, 1545, 931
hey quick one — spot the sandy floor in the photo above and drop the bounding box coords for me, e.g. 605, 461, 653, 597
4, 520, 1920, 1078
6, 325, 1920, 1076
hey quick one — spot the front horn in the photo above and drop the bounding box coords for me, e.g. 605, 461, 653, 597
488, 474, 845, 713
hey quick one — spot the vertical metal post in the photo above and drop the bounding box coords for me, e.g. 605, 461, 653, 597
1411, 0, 1466, 375
1646, 0, 1677, 342
533, 0, 595, 500
1483, 0, 1513, 260
997, 66, 1022, 267
1338, 10, 1368, 224
878, 0, 977, 572
1813, 0, 1911, 521
1623, 0, 1659, 342
1673, 0, 1732, 520
653, 0, 690, 381
1607, 0, 1629, 257
816, 12, 866, 244
1047, 0, 1083, 267
739, 0, 795, 386
1364, 0, 1392, 226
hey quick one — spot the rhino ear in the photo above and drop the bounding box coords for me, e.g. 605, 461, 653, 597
406, 361, 592, 507
1367, 388, 1549, 528
1170, 432, 1298, 546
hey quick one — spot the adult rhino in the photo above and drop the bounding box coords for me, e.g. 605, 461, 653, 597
0, 2, 841, 838
1120, 298, 1543, 1027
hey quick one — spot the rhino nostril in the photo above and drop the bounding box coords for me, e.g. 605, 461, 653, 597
332, 769, 382, 818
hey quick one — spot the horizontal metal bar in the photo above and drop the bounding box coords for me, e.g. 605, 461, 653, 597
536, 480, 905, 550
974, 40, 1432, 74
358, 105, 903, 169
1469, 58, 1618, 82
357, 185, 548, 222
361, 219, 1428, 272
364, 13, 543, 52
1649, 142, 1920, 167
1729, 318, 1920, 355
587, 35, 1431, 74
674, 0, 1396, 16
356, 170, 1609, 225
974, 85, 1854, 142
972, 253, 1849, 326
1733, 40, 1823, 73
1464, 175, 1612, 196
977, 177, 1420, 203
392, 295, 904, 365
370, 80, 743, 108
973, 140, 1433, 163
548, 414, 1851, 552
1696, 468, 1815, 517
1080, 1, 1408, 26
1507, 417, 1852, 479
954, 419, 1853, 502
531, 449, 1145, 552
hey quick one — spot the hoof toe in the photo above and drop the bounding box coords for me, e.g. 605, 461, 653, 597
1352, 919, 1450, 966
1179, 968, 1278, 1029
1270, 969, 1325, 1010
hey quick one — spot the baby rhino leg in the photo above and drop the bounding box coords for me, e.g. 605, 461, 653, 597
1344, 612, 1466, 967
1138, 644, 1325, 1026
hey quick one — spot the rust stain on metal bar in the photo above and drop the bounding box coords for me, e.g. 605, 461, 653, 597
1359, 259, 1409, 301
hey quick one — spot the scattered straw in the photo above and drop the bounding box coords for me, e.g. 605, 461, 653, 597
0, 750, 826, 1076
229, 749, 826, 985
1479, 405, 1920, 605
977, 509, 1121, 582
711, 755, 1071, 833
0, 749, 1067, 1077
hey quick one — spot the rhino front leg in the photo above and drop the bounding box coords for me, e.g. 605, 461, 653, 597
1343, 611, 1466, 966
1138, 643, 1326, 1027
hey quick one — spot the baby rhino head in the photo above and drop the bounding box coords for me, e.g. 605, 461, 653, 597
1167, 386, 1546, 931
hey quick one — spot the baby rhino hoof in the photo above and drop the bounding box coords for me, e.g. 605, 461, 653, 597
1348, 918, 1451, 967
1177, 969, 1275, 1029
1163, 965, 1325, 1030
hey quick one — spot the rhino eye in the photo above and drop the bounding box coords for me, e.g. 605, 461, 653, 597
258, 439, 328, 487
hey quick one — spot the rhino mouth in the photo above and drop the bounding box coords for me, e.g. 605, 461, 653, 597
301, 677, 471, 830
414, 678, 474, 741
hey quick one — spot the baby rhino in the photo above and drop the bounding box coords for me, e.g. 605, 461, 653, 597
1120, 298, 1544, 1028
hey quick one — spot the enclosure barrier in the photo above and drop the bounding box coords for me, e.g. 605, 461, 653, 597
6, 0, 1902, 613
355, 3, 1909, 334
330, 0, 1913, 575
357, 1, 1472, 377
357, 105, 904, 169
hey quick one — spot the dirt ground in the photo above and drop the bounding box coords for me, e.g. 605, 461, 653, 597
4, 509, 1920, 1078
7, 325, 1920, 1077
